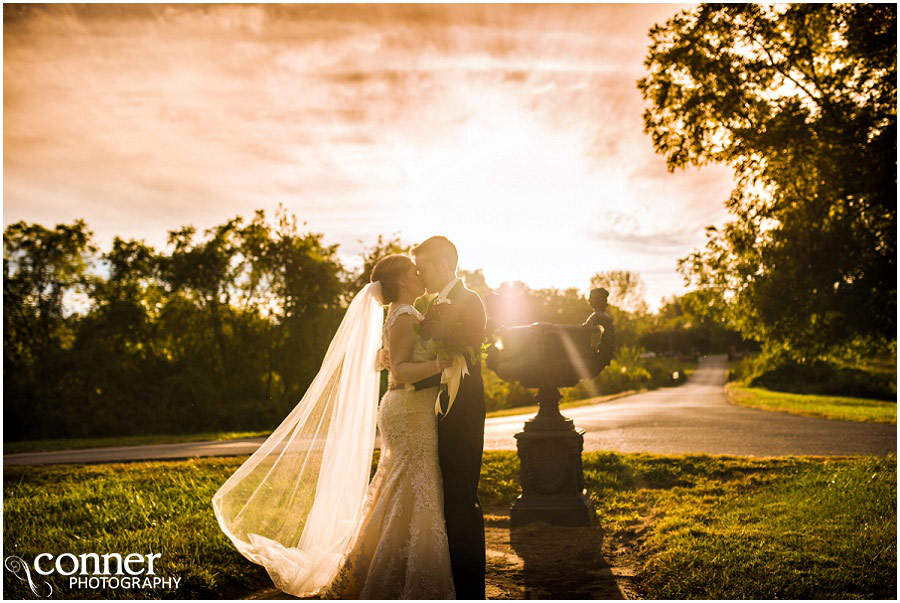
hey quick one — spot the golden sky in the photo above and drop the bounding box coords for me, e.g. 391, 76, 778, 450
4, 3, 734, 308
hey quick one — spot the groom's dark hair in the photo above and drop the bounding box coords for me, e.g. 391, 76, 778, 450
412, 236, 458, 271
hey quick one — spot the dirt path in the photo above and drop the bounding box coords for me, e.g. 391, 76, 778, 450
244, 503, 640, 599
480, 503, 639, 599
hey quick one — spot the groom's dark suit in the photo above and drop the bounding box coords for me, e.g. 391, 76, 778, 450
414, 280, 486, 599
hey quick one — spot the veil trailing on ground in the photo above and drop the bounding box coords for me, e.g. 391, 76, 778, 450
212, 282, 385, 597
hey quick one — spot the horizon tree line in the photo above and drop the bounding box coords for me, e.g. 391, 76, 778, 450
3, 209, 747, 441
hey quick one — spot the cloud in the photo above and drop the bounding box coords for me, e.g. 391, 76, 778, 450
4, 4, 730, 308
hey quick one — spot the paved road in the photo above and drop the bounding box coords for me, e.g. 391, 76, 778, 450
485, 355, 896, 456
4, 356, 895, 466
3, 438, 271, 467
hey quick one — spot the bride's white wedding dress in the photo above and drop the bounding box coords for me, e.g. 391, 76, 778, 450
324, 303, 455, 599
213, 284, 454, 600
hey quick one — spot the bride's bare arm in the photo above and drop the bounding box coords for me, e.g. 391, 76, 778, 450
388, 313, 442, 385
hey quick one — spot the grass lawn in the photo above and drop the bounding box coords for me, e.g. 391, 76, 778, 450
3, 431, 273, 455
727, 383, 897, 424
4, 452, 895, 599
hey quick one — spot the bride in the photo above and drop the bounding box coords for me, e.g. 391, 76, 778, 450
212, 254, 455, 599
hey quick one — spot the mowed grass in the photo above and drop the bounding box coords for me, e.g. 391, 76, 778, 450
592, 454, 896, 599
485, 452, 897, 599
3, 458, 271, 599
3, 431, 272, 455
727, 384, 897, 424
4, 452, 896, 599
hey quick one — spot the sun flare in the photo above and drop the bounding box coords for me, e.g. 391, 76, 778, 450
366, 91, 678, 297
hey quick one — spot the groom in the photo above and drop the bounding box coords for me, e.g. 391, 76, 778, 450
411, 236, 487, 600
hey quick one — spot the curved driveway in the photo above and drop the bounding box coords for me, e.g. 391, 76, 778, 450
485, 355, 896, 456
4, 356, 895, 466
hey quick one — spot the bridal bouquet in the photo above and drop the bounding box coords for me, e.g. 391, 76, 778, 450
415, 298, 481, 416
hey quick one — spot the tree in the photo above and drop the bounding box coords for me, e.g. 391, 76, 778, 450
639, 4, 896, 357
89, 237, 163, 352
263, 208, 345, 405
4, 220, 96, 349
3, 220, 97, 438
161, 218, 244, 378
457, 268, 491, 301
345, 233, 411, 299
641, 291, 752, 357
590, 270, 649, 315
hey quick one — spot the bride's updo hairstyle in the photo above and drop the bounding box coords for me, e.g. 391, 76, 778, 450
370, 254, 413, 304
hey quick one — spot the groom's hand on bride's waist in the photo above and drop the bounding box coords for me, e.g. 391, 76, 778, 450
412, 373, 441, 390
412, 355, 444, 389
382, 347, 445, 389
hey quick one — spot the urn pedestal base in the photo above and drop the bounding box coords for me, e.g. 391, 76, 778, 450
510, 388, 595, 527
510, 491, 594, 527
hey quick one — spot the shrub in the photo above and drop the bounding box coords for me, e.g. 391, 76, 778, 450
740, 353, 897, 401
483, 367, 534, 411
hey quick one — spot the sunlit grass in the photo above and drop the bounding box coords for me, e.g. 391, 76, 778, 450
727, 384, 897, 424
3, 458, 269, 599
4, 452, 894, 599
630, 455, 896, 599
480, 451, 897, 599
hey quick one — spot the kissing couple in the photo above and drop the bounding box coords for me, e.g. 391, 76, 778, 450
213, 236, 487, 599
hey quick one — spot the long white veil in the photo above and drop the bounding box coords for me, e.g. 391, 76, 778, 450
212, 281, 384, 597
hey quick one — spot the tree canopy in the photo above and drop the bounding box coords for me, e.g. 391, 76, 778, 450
590, 270, 649, 315
6, 211, 749, 440
639, 3, 896, 357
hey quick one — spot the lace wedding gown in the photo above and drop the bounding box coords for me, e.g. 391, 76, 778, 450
323, 304, 455, 599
